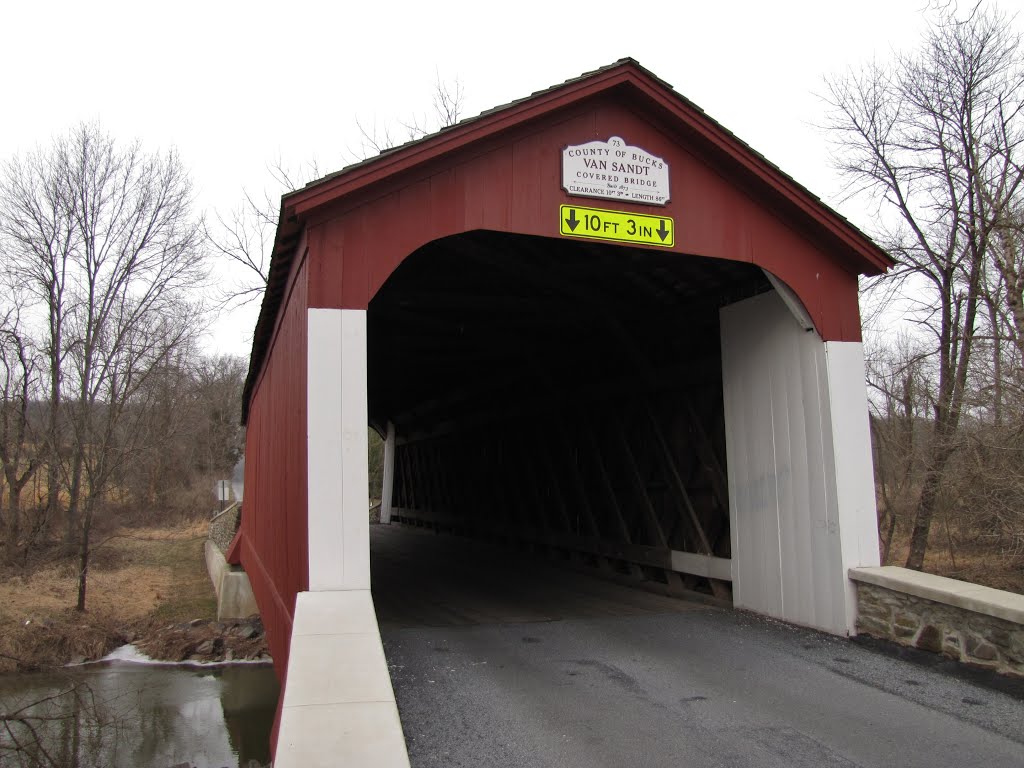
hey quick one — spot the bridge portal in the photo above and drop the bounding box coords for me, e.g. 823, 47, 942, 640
236, 59, 890, 760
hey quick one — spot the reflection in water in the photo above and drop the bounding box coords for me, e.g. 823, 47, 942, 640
0, 660, 278, 768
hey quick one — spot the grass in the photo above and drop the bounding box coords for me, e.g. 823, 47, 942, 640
885, 527, 1023, 594
0, 518, 218, 672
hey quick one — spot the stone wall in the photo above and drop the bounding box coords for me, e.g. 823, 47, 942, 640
209, 502, 241, 553
851, 569, 1024, 677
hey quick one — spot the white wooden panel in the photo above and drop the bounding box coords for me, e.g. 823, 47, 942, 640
340, 310, 370, 590
380, 422, 396, 525
308, 309, 345, 591
761, 270, 815, 330
669, 551, 733, 582
721, 290, 877, 635
307, 308, 371, 592
825, 341, 882, 631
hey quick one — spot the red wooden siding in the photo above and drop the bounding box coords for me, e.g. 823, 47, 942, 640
302, 98, 864, 340
240, 247, 310, 679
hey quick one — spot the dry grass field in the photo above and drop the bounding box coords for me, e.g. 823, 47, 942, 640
885, 530, 1023, 595
0, 519, 217, 672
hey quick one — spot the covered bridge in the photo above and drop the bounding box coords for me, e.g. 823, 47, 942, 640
235, 58, 890, 760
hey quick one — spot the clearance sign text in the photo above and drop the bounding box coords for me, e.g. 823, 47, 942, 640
559, 204, 674, 248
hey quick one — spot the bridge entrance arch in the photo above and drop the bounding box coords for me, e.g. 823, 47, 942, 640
368, 230, 762, 604
237, 60, 891, 701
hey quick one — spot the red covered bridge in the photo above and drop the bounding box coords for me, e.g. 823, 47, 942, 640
233, 59, 890, 764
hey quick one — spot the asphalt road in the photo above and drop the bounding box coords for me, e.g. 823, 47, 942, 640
372, 525, 1024, 768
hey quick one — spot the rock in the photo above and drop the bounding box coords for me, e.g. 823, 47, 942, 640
942, 633, 961, 658
988, 627, 1012, 648
916, 625, 943, 654
189, 618, 208, 628
893, 616, 918, 638
225, 650, 234, 661
236, 625, 257, 640
965, 634, 999, 662
195, 639, 216, 655
856, 616, 890, 636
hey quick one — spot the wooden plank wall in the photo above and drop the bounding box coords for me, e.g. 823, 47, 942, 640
721, 290, 855, 632
391, 384, 733, 598
241, 254, 310, 678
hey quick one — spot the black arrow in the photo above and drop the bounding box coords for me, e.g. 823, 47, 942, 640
657, 219, 669, 242
565, 208, 580, 232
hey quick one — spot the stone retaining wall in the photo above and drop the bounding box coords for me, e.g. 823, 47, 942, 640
209, 502, 240, 553
850, 566, 1024, 677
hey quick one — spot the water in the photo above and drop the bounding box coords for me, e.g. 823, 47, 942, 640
0, 659, 278, 768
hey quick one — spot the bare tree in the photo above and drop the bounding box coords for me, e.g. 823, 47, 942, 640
987, 209, 1024, 369
355, 74, 466, 157
0, 123, 208, 607
0, 304, 42, 563
117, 349, 246, 514
865, 334, 933, 562
68, 304, 203, 612
1, 668, 128, 768
825, 2, 1024, 569
210, 76, 467, 310
0, 139, 77, 545
204, 159, 318, 310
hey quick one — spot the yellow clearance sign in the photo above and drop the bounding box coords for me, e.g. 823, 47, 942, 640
559, 204, 674, 247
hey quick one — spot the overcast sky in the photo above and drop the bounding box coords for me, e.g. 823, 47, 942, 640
4, 0, 1016, 358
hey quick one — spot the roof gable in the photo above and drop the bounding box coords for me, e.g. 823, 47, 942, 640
276, 58, 890, 274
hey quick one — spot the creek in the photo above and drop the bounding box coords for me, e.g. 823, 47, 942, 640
0, 657, 278, 768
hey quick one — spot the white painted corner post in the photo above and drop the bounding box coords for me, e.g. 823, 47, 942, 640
306, 308, 371, 591
380, 422, 396, 525
823, 339, 883, 633
279, 309, 410, 768
719, 289, 880, 636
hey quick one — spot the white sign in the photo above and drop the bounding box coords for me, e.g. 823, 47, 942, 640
561, 136, 670, 206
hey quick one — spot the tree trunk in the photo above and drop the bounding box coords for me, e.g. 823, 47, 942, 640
51, 316, 65, 547
4, 481, 21, 563
65, 449, 83, 552
882, 511, 898, 565
3, 487, 16, 565
906, 476, 939, 570
905, 428, 955, 570
50, 460, 63, 542
76, 501, 92, 612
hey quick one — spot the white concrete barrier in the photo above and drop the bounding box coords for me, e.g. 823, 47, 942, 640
204, 539, 259, 620
274, 590, 410, 768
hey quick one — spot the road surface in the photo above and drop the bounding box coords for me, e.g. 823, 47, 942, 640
372, 525, 1023, 768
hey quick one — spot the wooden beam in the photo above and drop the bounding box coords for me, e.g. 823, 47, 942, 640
684, 398, 729, 510
609, 413, 668, 549
643, 407, 713, 556
531, 427, 575, 535
392, 508, 733, 582
581, 423, 645, 578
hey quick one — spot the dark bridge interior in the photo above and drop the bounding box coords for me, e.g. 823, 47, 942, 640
367, 231, 771, 596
